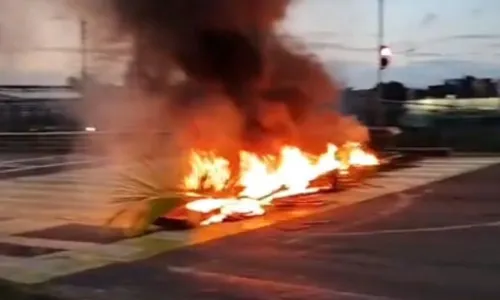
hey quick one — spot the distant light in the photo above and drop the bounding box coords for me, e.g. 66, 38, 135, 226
85, 126, 96, 132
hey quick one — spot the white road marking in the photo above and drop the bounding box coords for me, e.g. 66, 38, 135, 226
0, 154, 97, 167
0, 159, 97, 174
167, 266, 397, 300
0, 155, 73, 166
284, 192, 420, 244
294, 220, 500, 239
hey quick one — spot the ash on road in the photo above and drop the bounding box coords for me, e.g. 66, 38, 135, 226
49, 164, 500, 300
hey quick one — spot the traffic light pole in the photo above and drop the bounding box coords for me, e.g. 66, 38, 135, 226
376, 0, 385, 126
80, 19, 88, 81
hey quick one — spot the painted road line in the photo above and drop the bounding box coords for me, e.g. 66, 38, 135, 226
0, 160, 97, 174
422, 157, 500, 163
0, 157, 499, 283
35, 166, 116, 177
8, 178, 115, 189
166, 266, 396, 300
12, 171, 118, 185
0, 182, 112, 194
297, 220, 500, 238
0, 154, 79, 167
0, 155, 65, 167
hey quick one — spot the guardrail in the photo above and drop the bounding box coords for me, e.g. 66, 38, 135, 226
0, 131, 174, 154
0, 131, 104, 154
0, 129, 397, 155
7, 126, 496, 155
0, 131, 82, 153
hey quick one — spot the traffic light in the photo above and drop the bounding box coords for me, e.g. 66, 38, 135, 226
379, 45, 392, 70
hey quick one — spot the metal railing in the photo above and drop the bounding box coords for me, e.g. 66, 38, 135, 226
0, 131, 85, 153
380, 101, 500, 152
0, 121, 498, 156
0, 131, 175, 154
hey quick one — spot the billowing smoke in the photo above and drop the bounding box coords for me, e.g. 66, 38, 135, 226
92, 0, 367, 160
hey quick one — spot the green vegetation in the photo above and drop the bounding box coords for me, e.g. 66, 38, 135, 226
106, 156, 185, 236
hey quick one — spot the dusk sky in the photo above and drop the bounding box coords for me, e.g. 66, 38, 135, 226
1, 0, 500, 88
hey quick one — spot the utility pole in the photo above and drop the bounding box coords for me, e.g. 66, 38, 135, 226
376, 0, 385, 126
80, 19, 88, 81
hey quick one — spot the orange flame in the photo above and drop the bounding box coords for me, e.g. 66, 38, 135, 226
183, 142, 378, 225
183, 151, 230, 192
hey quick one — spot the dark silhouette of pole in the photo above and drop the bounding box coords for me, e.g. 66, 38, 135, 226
376, 0, 385, 126
80, 19, 88, 80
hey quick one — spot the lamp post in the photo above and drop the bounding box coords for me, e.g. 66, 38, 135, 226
80, 19, 88, 81
376, 0, 385, 126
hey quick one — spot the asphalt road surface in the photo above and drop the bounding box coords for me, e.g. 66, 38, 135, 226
46, 163, 500, 300
0, 153, 102, 179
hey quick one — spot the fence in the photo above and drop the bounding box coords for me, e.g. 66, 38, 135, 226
378, 100, 500, 152
0, 131, 177, 154
0, 122, 498, 155
0, 131, 84, 154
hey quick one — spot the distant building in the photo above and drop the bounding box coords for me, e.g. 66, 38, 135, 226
0, 86, 83, 132
444, 79, 462, 87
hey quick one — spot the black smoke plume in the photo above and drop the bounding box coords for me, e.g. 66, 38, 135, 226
105, 0, 367, 155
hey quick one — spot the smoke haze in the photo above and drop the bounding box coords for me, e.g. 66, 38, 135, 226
83, 0, 368, 175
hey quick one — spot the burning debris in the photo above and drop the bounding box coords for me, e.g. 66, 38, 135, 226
181, 142, 377, 226
86, 0, 377, 230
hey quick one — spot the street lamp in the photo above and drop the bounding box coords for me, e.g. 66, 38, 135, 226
80, 19, 88, 81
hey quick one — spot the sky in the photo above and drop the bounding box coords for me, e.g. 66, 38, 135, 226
1, 0, 500, 88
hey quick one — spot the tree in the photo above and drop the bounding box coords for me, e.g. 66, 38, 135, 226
374, 81, 408, 126
381, 81, 407, 100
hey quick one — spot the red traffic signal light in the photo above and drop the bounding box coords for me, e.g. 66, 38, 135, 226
379, 45, 391, 69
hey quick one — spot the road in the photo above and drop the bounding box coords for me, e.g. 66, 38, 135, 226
0, 154, 499, 298
0, 153, 114, 222
37, 160, 500, 300
0, 153, 100, 179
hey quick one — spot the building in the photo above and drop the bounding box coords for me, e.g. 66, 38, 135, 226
0, 86, 83, 132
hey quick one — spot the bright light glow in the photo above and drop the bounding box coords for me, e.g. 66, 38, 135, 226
85, 126, 96, 132
380, 47, 392, 57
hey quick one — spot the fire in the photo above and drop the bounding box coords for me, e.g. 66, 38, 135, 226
183, 151, 230, 192
344, 142, 379, 167
183, 143, 378, 225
